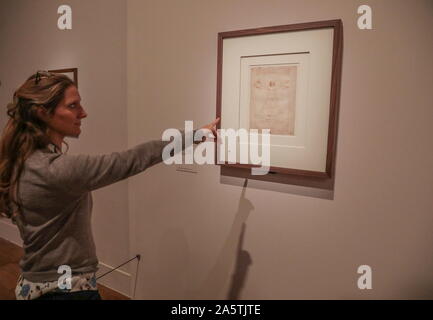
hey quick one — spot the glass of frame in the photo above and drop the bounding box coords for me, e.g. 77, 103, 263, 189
48, 68, 78, 88
216, 20, 343, 184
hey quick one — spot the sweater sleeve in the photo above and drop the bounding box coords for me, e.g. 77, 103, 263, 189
46, 131, 193, 195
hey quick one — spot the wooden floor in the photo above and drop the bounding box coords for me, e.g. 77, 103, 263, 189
0, 237, 129, 300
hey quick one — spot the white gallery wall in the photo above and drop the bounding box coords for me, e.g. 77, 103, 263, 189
0, 0, 131, 295
0, 0, 432, 299
127, 0, 433, 299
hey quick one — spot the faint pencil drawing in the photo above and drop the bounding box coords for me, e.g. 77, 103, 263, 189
249, 65, 297, 135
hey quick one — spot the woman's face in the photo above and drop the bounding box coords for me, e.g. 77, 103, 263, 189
46, 85, 87, 139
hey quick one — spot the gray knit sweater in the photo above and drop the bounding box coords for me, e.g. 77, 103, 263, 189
13, 138, 176, 282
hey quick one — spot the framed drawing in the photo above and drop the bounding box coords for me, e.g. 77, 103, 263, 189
48, 68, 78, 87
216, 20, 343, 188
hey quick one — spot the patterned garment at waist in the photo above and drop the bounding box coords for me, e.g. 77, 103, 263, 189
15, 272, 98, 300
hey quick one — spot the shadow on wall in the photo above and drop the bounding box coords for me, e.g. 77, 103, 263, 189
221, 172, 334, 200
406, 282, 433, 300
143, 179, 252, 300
227, 222, 252, 300
195, 179, 253, 299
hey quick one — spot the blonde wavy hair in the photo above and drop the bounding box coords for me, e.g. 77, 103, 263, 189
0, 71, 74, 219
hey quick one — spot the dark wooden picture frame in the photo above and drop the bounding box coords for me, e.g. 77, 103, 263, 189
48, 68, 78, 88
216, 20, 343, 189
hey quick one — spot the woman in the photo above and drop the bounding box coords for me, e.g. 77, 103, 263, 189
0, 71, 219, 300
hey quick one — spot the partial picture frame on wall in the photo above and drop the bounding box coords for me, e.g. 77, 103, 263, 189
216, 20, 343, 189
48, 68, 78, 87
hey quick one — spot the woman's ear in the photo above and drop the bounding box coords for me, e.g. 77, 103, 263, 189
36, 106, 49, 122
